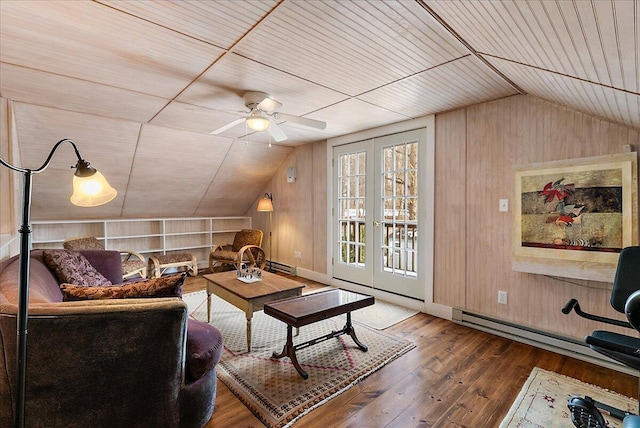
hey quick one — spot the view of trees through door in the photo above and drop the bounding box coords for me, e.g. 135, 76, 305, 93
333, 128, 425, 300
381, 141, 418, 277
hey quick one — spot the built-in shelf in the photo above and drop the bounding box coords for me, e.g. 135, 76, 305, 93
31, 216, 252, 268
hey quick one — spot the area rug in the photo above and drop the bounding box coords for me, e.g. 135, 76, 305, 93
351, 299, 418, 330
500, 367, 638, 427
183, 289, 419, 330
183, 290, 415, 427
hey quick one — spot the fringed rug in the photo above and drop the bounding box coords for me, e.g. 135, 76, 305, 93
183, 290, 415, 427
500, 367, 638, 428
184, 289, 419, 330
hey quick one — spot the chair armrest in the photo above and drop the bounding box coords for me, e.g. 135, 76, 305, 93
120, 250, 145, 263
562, 298, 632, 328
211, 243, 232, 253
209, 244, 235, 272
237, 245, 266, 270
585, 334, 640, 357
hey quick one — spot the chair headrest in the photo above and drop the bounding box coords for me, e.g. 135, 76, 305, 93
611, 246, 640, 313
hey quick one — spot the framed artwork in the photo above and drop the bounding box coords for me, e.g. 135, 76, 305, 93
512, 152, 638, 282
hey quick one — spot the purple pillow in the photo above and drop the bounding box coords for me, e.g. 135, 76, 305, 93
43, 249, 112, 286
60, 273, 186, 301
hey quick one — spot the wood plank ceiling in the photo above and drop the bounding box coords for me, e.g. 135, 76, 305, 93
0, 0, 638, 220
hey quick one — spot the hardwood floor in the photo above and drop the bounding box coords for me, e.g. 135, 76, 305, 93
184, 273, 639, 427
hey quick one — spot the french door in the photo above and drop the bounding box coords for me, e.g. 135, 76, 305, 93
333, 129, 425, 300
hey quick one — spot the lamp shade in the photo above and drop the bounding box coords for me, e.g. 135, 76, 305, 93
246, 109, 270, 131
70, 170, 117, 207
257, 195, 273, 212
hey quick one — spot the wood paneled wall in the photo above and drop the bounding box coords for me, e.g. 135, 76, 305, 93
0, 98, 17, 259
248, 140, 327, 274
434, 94, 640, 341
0, 99, 13, 236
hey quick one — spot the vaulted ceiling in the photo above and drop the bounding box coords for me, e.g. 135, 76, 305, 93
1, 0, 638, 220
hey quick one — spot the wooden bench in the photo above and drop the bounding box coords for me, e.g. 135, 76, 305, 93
263, 289, 374, 379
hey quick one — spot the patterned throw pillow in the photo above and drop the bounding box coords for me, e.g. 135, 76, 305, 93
60, 273, 186, 301
43, 249, 112, 286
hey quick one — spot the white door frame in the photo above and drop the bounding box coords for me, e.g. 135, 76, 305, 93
327, 115, 450, 319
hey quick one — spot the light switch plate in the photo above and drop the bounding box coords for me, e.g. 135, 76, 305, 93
499, 199, 509, 212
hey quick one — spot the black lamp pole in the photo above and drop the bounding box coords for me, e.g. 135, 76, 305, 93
0, 138, 110, 428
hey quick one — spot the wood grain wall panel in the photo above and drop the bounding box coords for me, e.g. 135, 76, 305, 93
445, 94, 639, 341
272, 143, 313, 269
433, 108, 467, 307
249, 141, 323, 273
312, 141, 327, 274
0, 98, 14, 236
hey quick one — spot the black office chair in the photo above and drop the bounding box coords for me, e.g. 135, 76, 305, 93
562, 246, 640, 428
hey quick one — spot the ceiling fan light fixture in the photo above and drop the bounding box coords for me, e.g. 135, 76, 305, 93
246, 109, 270, 131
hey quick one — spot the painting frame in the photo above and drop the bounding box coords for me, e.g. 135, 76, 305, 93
512, 152, 638, 282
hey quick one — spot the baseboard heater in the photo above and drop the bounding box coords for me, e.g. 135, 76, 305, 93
452, 308, 636, 376
267, 260, 296, 275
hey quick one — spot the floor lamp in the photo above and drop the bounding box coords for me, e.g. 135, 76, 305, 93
257, 193, 275, 272
0, 138, 117, 428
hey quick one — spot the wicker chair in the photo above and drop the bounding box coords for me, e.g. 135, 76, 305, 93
209, 229, 266, 273
63, 236, 147, 280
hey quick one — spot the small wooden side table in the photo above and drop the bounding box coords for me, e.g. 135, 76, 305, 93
204, 270, 305, 352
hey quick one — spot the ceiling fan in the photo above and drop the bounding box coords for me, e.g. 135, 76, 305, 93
209, 92, 326, 142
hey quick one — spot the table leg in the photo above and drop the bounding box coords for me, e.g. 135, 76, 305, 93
272, 325, 308, 379
344, 312, 368, 352
246, 311, 253, 352
206, 290, 212, 323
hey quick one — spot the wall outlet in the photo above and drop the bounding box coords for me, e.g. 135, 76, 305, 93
499, 199, 509, 212
294, 251, 302, 260
498, 290, 508, 305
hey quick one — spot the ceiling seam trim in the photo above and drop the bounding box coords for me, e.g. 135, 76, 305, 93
148, 0, 288, 123
193, 140, 236, 215
232, 53, 353, 99
120, 124, 145, 217
353, 56, 473, 99
415, 0, 526, 95
92, 0, 226, 49
482, 53, 640, 97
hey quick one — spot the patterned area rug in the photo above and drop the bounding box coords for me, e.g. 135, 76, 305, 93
500, 367, 638, 427
183, 290, 415, 427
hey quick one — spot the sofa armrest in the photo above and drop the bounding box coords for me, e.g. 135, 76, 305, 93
185, 319, 223, 382
0, 298, 188, 428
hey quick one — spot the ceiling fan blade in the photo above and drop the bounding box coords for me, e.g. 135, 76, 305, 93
210, 117, 245, 135
257, 97, 282, 113
276, 113, 326, 130
268, 121, 288, 142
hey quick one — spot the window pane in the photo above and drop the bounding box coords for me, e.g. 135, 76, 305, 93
384, 198, 394, 220
395, 146, 406, 170
407, 198, 418, 221
395, 198, 405, 221
358, 152, 366, 174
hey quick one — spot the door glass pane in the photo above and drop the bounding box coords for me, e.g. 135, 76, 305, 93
380, 141, 418, 278
338, 151, 367, 268
358, 152, 366, 174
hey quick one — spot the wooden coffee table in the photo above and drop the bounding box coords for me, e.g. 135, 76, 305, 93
204, 270, 305, 352
264, 289, 374, 379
